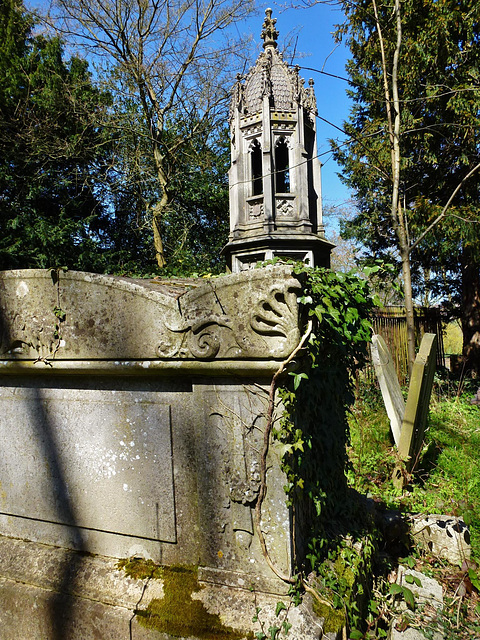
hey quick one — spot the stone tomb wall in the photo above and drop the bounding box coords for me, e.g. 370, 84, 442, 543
0, 267, 302, 592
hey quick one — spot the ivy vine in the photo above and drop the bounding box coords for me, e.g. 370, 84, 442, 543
259, 263, 382, 635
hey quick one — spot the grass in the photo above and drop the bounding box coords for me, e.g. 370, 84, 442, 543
347, 377, 480, 638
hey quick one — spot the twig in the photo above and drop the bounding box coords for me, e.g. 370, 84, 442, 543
410, 161, 480, 253
254, 320, 312, 583
303, 580, 337, 609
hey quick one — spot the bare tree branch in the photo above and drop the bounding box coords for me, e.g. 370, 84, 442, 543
48, 0, 255, 267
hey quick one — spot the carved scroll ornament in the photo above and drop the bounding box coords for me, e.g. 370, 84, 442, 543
156, 270, 301, 361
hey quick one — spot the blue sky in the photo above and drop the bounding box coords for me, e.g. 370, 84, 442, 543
236, 3, 354, 219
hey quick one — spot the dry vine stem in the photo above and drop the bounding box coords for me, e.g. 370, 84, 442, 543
253, 316, 335, 611
254, 319, 313, 583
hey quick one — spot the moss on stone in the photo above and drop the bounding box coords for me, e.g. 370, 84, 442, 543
119, 561, 249, 639
312, 600, 345, 635
334, 556, 355, 589
117, 557, 163, 580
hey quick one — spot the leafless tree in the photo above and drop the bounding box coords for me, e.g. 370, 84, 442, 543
48, 0, 255, 267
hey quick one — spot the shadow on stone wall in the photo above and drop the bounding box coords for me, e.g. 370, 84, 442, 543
0, 288, 87, 639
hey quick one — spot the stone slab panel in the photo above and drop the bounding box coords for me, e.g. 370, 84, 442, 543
393, 334, 437, 489
398, 334, 437, 463
183, 381, 292, 588
0, 384, 176, 551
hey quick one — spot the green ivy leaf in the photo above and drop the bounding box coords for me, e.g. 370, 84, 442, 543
402, 586, 415, 610
289, 371, 309, 390
53, 306, 66, 322
275, 601, 287, 616
277, 443, 294, 458
282, 621, 292, 634
268, 626, 280, 640
389, 584, 403, 596
404, 574, 422, 587
468, 568, 480, 591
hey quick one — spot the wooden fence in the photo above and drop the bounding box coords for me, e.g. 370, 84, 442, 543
369, 306, 445, 385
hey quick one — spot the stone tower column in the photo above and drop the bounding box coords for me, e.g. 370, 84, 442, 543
223, 8, 334, 272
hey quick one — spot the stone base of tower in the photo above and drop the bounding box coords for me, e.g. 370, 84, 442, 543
222, 234, 334, 272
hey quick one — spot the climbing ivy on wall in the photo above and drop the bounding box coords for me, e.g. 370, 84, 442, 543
273, 264, 380, 632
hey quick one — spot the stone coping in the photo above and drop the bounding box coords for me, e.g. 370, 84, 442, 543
0, 266, 302, 364
0, 358, 286, 376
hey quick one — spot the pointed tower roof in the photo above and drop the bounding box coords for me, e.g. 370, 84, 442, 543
232, 10, 317, 120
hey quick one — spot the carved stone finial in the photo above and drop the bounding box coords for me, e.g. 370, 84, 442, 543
260, 55, 272, 98
305, 77, 317, 114
261, 8, 278, 49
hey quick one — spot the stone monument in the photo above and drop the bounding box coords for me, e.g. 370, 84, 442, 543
223, 8, 334, 272
0, 10, 339, 639
0, 267, 337, 638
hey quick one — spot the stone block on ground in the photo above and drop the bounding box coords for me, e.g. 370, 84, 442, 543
390, 565, 443, 640
409, 514, 471, 566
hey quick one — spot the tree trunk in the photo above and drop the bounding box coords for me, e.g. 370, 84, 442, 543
152, 141, 168, 269
153, 204, 167, 268
461, 250, 480, 375
376, 0, 416, 372
400, 244, 416, 375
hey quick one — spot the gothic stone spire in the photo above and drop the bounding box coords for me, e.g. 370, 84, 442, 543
223, 8, 333, 272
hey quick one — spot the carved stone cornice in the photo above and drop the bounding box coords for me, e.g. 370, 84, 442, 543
0, 267, 301, 367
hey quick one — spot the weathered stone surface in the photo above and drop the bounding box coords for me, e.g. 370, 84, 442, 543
0, 577, 135, 640
0, 535, 145, 607
397, 334, 437, 464
390, 565, 443, 640
371, 334, 405, 445
0, 266, 301, 364
373, 333, 437, 476
0, 265, 333, 637
0, 534, 333, 640
409, 514, 471, 566
0, 267, 302, 579
225, 9, 333, 272
0, 375, 293, 584
0, 386, 176, 543
196, 585, 338, 640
